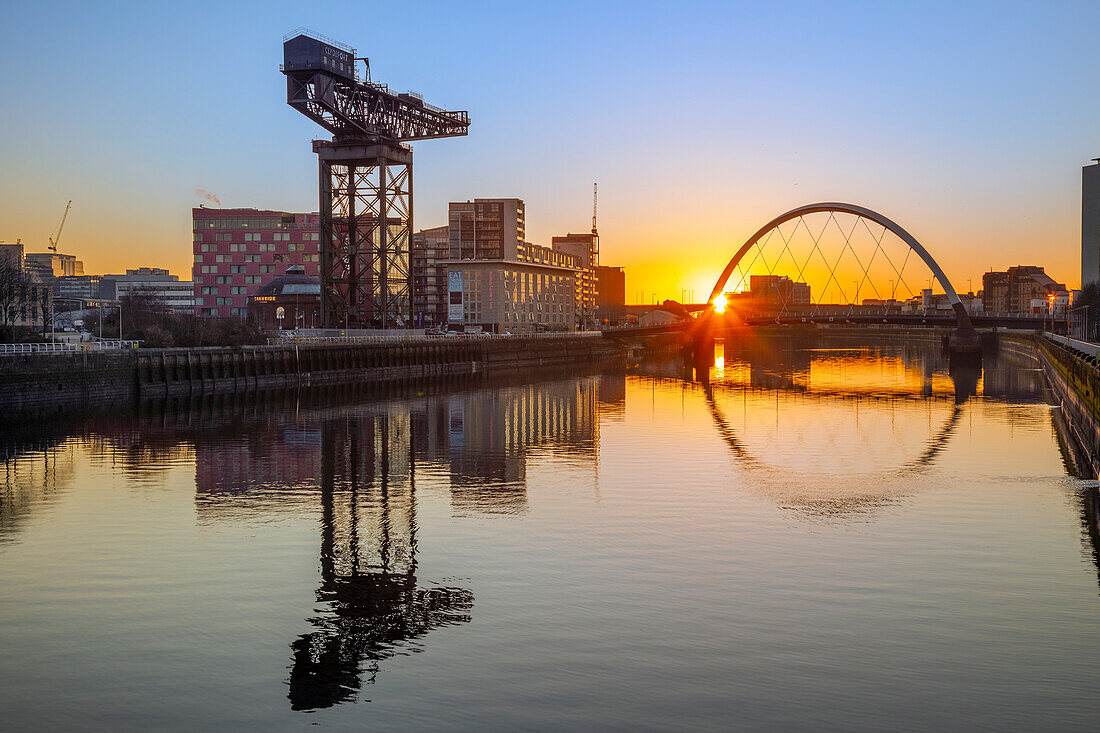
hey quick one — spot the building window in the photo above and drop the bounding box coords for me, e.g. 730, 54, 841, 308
230, 286, 247, 295
259, 265, 275, 273
215, 233, 232, 242
230, 265, 246, 274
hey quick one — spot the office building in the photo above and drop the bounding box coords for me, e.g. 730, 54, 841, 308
57, 275, 102, 301
981, 271, 1008, 313
23, 252, 83, 291
596, 265, 626, 324
982, 266, 1067, 313
443, 259, 575, 334
192, 208, 320, 317
1083, 159, 1100, 287
440, 198, 582, 333
551, 232, 598, 328
0, 240, 24, 267
445, 198, 578, 268
749, 275, 811, 306
100, 268, 195, 312
448, 198, 525, 261
412, 225, 450, 327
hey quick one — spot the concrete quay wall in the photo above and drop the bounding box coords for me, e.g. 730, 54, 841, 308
997, 332, 1100, 477
1031, 335, 1100, 478
0, 336, 624, 415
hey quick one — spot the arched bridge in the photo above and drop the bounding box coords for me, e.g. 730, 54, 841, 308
706, 202, 975, 333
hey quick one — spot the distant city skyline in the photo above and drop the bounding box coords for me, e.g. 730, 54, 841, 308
2, 0, 1098, 298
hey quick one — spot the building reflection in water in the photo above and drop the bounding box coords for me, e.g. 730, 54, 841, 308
182, 376, 599, 709
410, 379, 598, 516
0, 437, 76, 544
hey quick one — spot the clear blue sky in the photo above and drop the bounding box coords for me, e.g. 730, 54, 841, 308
2, 0, 1098, 294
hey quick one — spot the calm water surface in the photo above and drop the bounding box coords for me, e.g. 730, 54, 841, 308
2, 337, 1100, 731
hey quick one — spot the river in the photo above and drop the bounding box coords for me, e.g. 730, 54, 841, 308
2, 335, 1099, 730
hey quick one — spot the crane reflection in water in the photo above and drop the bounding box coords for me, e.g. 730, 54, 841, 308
288, 409, 473, 711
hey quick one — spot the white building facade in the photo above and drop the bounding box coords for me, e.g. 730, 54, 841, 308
443, 260, 576, 334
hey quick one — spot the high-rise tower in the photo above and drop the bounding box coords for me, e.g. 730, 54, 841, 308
1083, 159, 1100, 288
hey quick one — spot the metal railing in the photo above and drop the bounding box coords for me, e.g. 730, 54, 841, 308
266, 331, 600, 346
0, 340, 142, 355
1044, 332, 1100, 360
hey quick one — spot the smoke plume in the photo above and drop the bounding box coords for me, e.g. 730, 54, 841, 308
195, 188, 221, 206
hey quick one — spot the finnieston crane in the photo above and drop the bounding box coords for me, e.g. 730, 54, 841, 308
49, 200, 72, 253
281, 29, 470, 329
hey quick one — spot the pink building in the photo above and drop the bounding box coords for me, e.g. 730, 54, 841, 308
192, 208, 320, 317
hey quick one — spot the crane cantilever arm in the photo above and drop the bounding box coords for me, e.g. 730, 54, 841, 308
284, 69, 469, 142
51, 200, 72, 250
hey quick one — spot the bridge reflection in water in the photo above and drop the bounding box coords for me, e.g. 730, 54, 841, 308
635, 333, 1056, 519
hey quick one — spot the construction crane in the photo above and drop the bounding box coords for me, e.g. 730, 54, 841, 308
281, 29, 470, 328
48, 200, 72, 253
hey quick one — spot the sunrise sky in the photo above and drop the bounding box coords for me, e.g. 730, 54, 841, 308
2, 0, 1098, 299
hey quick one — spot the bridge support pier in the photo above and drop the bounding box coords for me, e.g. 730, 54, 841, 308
946, 329, 983, 367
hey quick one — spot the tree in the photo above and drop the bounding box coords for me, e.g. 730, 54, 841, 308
0, 254, 25, 339
121, 286, 169, 335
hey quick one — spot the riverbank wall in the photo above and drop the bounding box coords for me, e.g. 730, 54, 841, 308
1026, 334, 1100, 477
0, 335, 625, 415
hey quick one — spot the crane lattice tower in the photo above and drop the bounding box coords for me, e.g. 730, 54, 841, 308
282, 30, 470, 328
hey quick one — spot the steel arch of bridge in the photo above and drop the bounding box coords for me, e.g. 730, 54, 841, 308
706, 203, 974, 332
702, 381, 964, 475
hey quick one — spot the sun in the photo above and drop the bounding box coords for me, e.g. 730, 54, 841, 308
712, 293, 727, 314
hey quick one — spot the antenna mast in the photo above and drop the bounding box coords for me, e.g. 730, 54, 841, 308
592, 183, 598, 235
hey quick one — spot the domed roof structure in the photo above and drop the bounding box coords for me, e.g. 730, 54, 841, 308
253, 264, 320, 297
